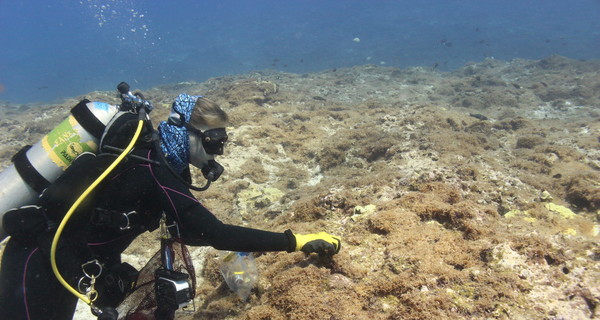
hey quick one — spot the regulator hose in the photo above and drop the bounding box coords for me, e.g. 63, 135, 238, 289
50, 110, 146, 308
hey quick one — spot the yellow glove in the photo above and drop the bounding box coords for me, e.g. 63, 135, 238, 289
292, 231, 341, 256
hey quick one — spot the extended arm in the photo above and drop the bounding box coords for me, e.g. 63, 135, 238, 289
178, 204, 340, 256
178, 204, 293, 252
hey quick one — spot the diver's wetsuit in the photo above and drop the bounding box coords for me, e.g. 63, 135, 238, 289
0, 113, 293, 319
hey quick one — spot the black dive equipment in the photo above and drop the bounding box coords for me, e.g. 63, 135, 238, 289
166, 113, 228, 156
186, 126, 228, 155
50, 83, 152, 320
153, 136, 225, 192
155, 268, 193, 310
116, 81, 154, 113
154, 217, 194, 315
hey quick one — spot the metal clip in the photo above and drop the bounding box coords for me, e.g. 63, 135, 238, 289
159, 213, 168, 239
166, 221, 181, 238
180, 295, 196, 314
79, 260, 102, 302
159, 213, 181, 238
78, 276, 92, 293
86, 278, 98, 302
81, 259, 103, 279
119, 210, 136, 230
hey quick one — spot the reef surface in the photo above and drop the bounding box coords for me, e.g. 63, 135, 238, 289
0, 55, 599, 319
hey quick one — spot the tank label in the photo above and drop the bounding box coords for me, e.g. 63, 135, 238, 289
42, 115, 98, 170
93, 102, 111, 112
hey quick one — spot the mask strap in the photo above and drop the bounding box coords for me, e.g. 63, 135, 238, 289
167, 111, 185, 126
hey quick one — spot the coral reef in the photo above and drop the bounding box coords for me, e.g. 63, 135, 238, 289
1, 55, 599, 319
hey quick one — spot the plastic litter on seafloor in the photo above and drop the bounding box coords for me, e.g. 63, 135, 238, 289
219, 251, 258, 300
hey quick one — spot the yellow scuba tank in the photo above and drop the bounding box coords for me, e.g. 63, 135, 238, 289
0, 100, 120, 240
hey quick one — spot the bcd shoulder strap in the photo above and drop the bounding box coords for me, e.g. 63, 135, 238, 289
99, 112, 155, 154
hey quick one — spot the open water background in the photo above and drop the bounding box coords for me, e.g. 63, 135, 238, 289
0, 0, 599, 104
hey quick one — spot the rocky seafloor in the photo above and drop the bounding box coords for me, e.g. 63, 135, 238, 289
0, 55, 599, 319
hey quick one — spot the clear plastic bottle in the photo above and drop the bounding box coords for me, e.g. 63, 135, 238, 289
218, 251, 258, 300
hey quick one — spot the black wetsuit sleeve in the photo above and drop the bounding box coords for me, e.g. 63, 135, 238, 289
150, 149, 295, 252
178, 204, 295, 252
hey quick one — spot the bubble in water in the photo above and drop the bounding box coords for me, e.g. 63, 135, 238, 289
80, 0, 159, 43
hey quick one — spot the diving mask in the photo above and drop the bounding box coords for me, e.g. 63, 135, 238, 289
186, 126, 228, 155
167, 111, 228, 155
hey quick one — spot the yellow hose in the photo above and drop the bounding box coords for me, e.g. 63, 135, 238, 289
50, 119, 145, 305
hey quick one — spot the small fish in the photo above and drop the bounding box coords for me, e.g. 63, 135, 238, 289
440, 39, 453, 47
469, 113, 488, 120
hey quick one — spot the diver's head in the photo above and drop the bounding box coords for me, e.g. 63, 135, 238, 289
186, 97, 229, 168
160, 94, 229, 173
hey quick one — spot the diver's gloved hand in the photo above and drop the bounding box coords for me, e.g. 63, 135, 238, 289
286, 230, 341, 256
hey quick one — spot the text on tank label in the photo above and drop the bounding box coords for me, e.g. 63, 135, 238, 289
42, 115, 98, 170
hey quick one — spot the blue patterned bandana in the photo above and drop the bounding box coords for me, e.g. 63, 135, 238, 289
158, 94, 202, 173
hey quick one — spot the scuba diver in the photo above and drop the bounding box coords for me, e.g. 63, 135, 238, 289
0, 87, 341, 320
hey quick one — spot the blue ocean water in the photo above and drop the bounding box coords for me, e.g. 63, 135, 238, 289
0, 0, 598, 104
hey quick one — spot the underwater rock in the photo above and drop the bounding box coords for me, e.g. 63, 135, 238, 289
515, 135, 545, 149
491, 243, 528, 271
503, 209, 532, 222
350, 204, 376, 222
328, 273, 354, 290
540, 190, 553, 202
236, 184, 284, 216
564, 174, 600, 210
222, 79, 277, 105
545, 203, 577, 219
